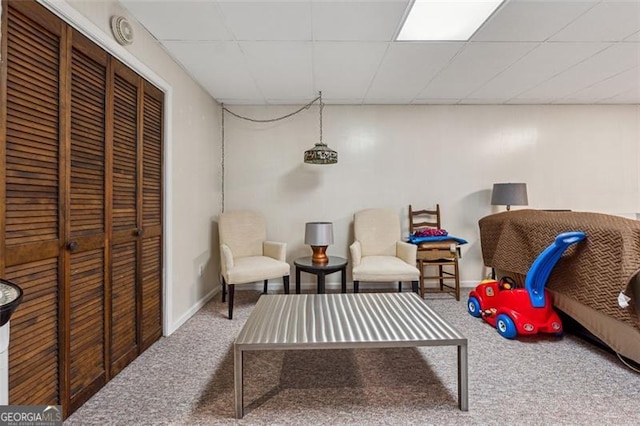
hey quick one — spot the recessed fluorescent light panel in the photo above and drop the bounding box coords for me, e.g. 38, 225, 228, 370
397, 0, 504, 41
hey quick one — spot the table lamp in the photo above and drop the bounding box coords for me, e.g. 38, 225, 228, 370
491, 183, 528, 211
305, 222, 334, 264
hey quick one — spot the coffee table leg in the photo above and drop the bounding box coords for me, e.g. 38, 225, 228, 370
341, 267, 346, 293
296, 267, 301, 294
318, 272, 325, 294
234, 345, 244, 418
458, 343, 468, 411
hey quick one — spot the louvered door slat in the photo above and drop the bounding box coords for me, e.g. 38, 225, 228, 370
69, 249, 105, 400
5, 259, 59, 405
110, 242, 137, 376
142, 93, 162, 228
141, 236, 162, 347
113, 74, 137, 230
70, 47, 105, 239
5, 11, 59, 244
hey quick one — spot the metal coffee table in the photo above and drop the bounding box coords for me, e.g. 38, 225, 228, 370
234, 293, 468, 418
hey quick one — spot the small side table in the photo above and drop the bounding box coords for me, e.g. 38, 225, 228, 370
294, 256, 348, 294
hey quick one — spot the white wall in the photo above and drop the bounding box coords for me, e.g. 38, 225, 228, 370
41, 0, 222, 332
224, 104, 640, 290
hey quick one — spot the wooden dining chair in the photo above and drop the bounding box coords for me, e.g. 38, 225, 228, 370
409, 204, 461, 300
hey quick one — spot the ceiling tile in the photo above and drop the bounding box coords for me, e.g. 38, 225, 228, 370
240, 41, 314, 100
122, 0, 232, 41
516, 43, 640, 100
411, 98, 461, 104
549, 1, 640, 42
312, 1, 409, 41
599, 87, 640, 103
565, 67, 640, 101
473, 0, 598, 42
418, 42, 538, 99
313, 42, 388, 100
163, 41, 262, 101
217, 1, 312, 41
365, 42, 463, 101
470, 42, 610, 100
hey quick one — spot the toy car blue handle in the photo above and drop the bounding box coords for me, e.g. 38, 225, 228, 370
525, 231, 586, 308
556, 232, 585, 245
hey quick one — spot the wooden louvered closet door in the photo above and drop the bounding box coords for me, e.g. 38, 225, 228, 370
0, 1, 64, 405
66, 29, 108, 412
110, 60, 140, 377
1, 0, 164, 417
140, 83, 163, 350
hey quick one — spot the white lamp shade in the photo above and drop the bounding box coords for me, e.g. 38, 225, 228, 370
304, 222, 334, 245
491, 183, 528, 207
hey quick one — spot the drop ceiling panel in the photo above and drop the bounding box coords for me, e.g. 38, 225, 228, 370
240, 42, 314, 100
365, 42, 463, 101
469, 42, 610, 100
313, 42, 388, 100
311, 1, 409, 41
120, 0, 640, 105
163, 41, 262, 101
603, 87, 640, 103
473, 0, 598, 42
564, 67, 640, 101
517, 43, 640, 100
217, 1, 312, 41
121, 0, 232, 41
549, 1, 640, 42
417, 42, 538, 100
411, 98, 462, 104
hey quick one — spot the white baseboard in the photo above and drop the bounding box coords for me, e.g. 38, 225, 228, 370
167, 287, 219, 335
241, 279, 481, 293
168, 278, 482, 335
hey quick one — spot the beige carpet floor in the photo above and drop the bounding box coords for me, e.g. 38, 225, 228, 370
65, 289, 639, 425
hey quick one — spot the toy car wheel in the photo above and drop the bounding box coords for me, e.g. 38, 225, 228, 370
467, 297, 482, 318
496, 314, 517, 339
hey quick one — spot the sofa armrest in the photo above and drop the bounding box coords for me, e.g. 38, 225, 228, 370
220, 244, 234, 275
350, 241, 362, 267
264, 241, 286, 262
396, 241, 417, 265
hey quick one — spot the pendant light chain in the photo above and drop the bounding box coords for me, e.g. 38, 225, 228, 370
220, 94, 324, 213
319, 91, 323, 145
221, 103, 225, 213
222, 95, 321, 123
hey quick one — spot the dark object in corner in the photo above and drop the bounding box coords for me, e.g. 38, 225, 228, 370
558, 310, 640, 372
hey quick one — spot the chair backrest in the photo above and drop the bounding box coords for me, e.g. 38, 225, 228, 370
219, 210, 266, 258
409, 204, 441, 233
354, 208, 401, 256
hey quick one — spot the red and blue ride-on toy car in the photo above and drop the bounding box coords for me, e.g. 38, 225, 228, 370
467, 231, 586, 339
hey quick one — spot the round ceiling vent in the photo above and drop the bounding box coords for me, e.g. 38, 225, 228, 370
110, 16, 134, 46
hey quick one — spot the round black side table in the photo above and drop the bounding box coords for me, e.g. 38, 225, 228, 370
294, 256, 348, 294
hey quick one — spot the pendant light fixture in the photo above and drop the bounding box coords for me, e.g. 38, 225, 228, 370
304, 91, 337, 165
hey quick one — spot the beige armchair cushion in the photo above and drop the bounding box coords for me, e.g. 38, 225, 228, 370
219, 210, 266, 258
219, 210, 290, 285
352, 208, 419, 283
352, 256, 420, 282
225, 256, 290, 284
354, 208, 400, 256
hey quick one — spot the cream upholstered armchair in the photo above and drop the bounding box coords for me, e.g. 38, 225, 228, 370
350, 208, 420, 293
219, 210, 290, 319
